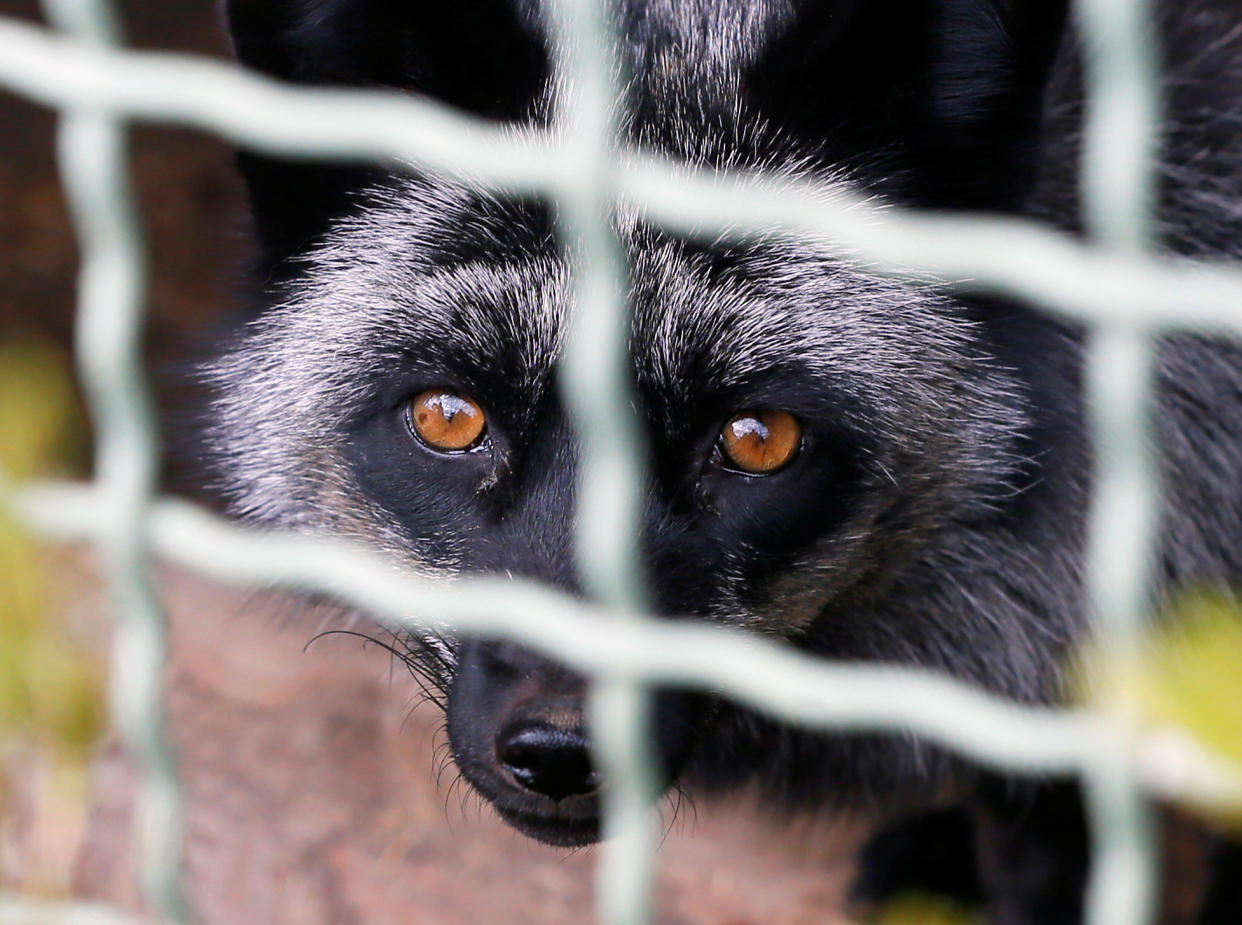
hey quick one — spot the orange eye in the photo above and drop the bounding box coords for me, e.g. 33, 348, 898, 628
410, 389, 487, 451
719, 409, 802, 474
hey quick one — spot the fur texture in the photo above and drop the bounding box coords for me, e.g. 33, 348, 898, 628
206, 1, 1242, 920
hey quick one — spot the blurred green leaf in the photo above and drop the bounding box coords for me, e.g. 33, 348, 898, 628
0, 334, 81, 482
866, 893, 980, 925
1073, 589, 1242, 829
0, 334, 104, 760
1131, 592, 1242, 769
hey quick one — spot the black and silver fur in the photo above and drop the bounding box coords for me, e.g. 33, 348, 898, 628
206, 0, 1242, 920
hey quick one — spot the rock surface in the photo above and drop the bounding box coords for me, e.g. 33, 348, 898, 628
73, 568, 864, 925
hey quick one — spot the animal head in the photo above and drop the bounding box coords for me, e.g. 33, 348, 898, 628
211, 0, 1073, 845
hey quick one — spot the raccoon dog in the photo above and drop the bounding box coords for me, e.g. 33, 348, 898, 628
208, 0, 1242, 920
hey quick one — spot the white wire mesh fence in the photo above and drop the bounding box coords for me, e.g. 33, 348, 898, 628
1, 0, 1242, 923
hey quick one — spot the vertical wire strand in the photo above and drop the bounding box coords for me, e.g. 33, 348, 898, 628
1075, 0, 1161, 922
542, 1, 660, 923
39, 0, 190, 921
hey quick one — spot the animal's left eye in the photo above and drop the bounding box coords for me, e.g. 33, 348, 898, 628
718, 409, 802, 474
408, 389, 488, 452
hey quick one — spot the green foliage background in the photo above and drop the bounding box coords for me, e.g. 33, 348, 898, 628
0, 334, 103, 760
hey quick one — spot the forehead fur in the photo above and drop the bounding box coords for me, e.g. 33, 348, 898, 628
219, 172, 974, 415
208, 166, 1026, 533
628, 227, 975, 415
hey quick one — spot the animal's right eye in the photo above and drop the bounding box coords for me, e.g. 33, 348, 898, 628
718, 409, 802, 474
408, 389, 488, 452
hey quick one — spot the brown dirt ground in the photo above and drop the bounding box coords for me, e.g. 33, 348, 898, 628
70, 565, 867, 925
1, 3, 869, 921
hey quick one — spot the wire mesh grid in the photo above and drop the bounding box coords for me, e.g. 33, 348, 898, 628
2, 0, 1242, 922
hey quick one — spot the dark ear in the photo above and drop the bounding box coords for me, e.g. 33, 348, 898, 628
746, 0, 1071, 210
223, 0, 549, 276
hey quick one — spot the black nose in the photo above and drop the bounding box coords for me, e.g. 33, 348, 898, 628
496, 721, 598, 801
